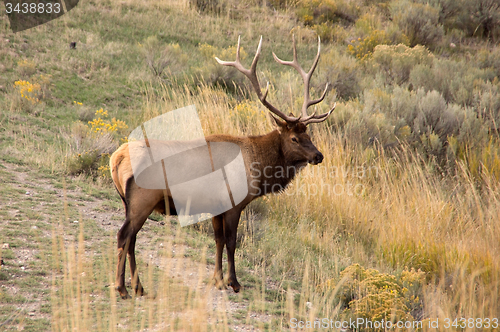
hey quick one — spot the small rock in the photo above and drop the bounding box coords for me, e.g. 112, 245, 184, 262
2, 243, 9, 249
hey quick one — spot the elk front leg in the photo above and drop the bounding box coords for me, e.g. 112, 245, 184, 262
127, 235, 144, 296
224, 210, 241, 293
212, 215, 225, 289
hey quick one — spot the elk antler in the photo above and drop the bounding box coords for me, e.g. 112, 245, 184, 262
216, 36, 335, 125
215, 36, 301, 123
272, 35, 336, 126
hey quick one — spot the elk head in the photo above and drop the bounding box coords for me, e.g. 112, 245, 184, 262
216, 36, 336, 168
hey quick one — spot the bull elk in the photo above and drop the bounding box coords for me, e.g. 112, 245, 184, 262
110, 36, 335, 299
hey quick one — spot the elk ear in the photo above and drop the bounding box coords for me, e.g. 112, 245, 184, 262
270, 114, 287, 133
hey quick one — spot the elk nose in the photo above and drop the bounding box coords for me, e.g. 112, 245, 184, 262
314, 152, 324, 164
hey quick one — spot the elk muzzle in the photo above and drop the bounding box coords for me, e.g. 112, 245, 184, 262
310, 151, 324, 165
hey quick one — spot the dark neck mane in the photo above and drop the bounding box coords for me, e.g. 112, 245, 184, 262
249, 130, 302, 196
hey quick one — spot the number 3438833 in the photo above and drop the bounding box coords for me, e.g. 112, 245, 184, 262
5, 2, 61, 14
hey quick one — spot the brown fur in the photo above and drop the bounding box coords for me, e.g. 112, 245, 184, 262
110, 121, 324, 298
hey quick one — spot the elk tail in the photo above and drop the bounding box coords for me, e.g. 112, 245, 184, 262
110, 149, 127, 202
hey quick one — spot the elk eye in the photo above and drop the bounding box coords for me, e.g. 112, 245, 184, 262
291, 137, 298, 143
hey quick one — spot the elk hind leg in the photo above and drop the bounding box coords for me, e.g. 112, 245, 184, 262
116, 191, 158, 299
212, 215, 225, 289
116, 221, 132, 299
127, 235, 144, 296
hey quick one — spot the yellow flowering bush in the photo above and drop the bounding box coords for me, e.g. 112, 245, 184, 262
348, 30, 389, 60
321, 264, 425, 329
231, 101, 266, 126
66, 105, 128, 177
88, 108, 128, 137
11, 73, 51, 112
14, 80, 42, 105
97, 161, 111, 178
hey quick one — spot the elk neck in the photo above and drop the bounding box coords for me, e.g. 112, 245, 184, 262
248, 129, 302, 196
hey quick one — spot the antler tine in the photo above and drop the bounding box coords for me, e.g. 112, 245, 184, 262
216, 36, 300, 123
302, 102, 336, 126
273, 35, 324, 119
300, 82, 329, 122
273, 35, 335, 125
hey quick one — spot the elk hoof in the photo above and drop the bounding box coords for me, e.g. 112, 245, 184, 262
134, 284, 145, 296
213, 272, 225, 290
214, 278, 226, 290
228, 280, 241, 293
117, 287, 131, 299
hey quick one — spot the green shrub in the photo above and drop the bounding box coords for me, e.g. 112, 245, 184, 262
296, 0, 360, 26
477, 46, 500, 78
16, 59, 37, 78
371, 44, 433, 85
414, 90, 450, 135
391, 85, 418, 117
472, 80, 500, 132
318, 48, 361, 100
312, 22, 335, 43
140, 36, 187, 80
266, 0, 300, 9
415, 0, 500, 41
66, 149, 101, 176
419, 0, 461, 26
197, 42, 251, 95
390, 0, 443, 47
409, 58, 490, 105
189, 0, 223, 13
355, 12, 383, 35
459, 0, 500, 40
296, 0, 337, 26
